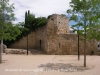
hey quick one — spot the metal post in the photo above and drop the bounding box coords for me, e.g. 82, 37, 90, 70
78, 34, 80, 60
27, 35, 28, 55
84, 34, 86, 67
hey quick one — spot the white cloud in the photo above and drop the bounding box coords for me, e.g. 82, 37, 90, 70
10, 0, 71, 24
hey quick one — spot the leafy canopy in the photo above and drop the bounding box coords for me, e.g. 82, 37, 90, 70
0, 0, 21, 40
67, 0, 100, 40
24, 10, 47, 32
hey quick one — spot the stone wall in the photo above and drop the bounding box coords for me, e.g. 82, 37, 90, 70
79, 39, 98, 55
46, 34, 78, 54
9, 14, 98, 55
46, 34, 98, 55
10, 25, 48, 51
57, 15, 70, 34
45, 14, 98, 55
10, 32, 36, 49
35, 25, 48, 51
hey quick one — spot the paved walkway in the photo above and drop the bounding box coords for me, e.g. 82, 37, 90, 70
0, 54, 100, 75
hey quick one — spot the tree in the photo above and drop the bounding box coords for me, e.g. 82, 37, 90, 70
67, 0, 100, 67
4, 23, 21, 40
3, 22, 27, 47
24, 10, 35, 32
24, 10, 47, 32
0, 0, 17, 63
67, 0, 85, 61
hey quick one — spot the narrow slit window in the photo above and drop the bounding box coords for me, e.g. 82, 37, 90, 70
40, 40, 41, 49
59, 43, 60, 48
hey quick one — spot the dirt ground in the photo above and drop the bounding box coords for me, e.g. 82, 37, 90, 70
0, 54, 100, 75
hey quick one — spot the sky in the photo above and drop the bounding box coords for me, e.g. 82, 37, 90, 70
10, 0, 71, 24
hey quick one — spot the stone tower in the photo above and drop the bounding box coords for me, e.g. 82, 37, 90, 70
46, 14, 70, 54
47, 14, 70, 36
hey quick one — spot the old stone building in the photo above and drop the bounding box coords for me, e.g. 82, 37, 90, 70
10, 14, 98, 55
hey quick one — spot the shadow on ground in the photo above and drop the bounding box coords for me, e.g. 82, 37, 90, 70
38, 63, 90, 72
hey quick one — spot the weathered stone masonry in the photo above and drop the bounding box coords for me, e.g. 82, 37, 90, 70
10, 14, 98, 55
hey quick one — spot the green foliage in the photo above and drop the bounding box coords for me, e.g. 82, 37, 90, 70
24, 10, 47, 32
3, 23, 21, 40
47, 15, 52, 19
0, 0, 17, 41
15, 22, 28, 37
4, 22, 26, 47
0, 0, 15, 21
67, 0, 100, 40
35, 17, 47, 27
4, 9, 48, 46
67, 0, 100, 67
4, 11, 48, 46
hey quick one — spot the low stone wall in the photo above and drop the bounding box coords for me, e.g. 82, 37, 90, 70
5, 48, 46, 55
5, 49, 31, 54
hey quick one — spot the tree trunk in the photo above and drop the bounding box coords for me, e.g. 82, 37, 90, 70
0, 39, 3, 63
0, 43, 2, 63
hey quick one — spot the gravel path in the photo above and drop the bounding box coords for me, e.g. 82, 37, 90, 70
0, 54, 100, 75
